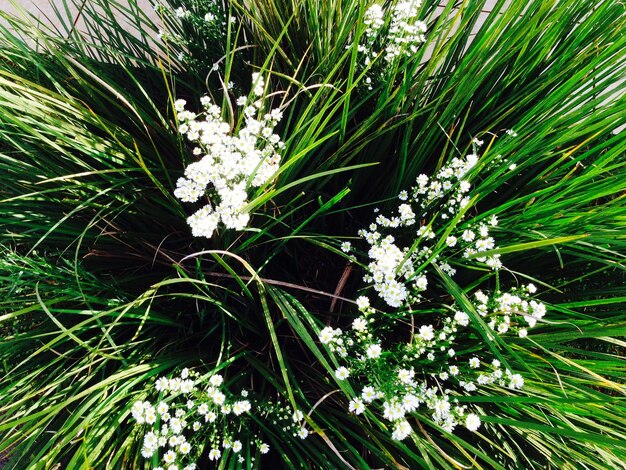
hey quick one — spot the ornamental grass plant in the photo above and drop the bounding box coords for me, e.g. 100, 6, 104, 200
0, 0, 625, 468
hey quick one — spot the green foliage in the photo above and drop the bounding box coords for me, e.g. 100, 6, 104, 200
1, 0, 625, 468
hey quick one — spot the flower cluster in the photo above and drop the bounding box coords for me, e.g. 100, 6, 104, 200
320, 284, 545, 440
152, 0, 231, 70
357, 1, 427, 89
355, 152, 500, 309
131, 369, 256, 468
174, 74, 285, 238
319, 149, 548, 441
131, 369, 306, 469
475, 283, 545, 337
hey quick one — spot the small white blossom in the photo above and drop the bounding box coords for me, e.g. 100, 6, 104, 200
209, 375, 224, 387
418, 324, 434, 341
349, 398, 365, 414
335, 366, 350, 380
356, 296, 370, 310
391, 420, 412, 440
179, 441, 191, 455
366, 344, 382, 359
398, 368, 415, 384
362, 386, 378, 403
232, 400, 251, 415
164, 450, 177, 464
508, 374, 524, 389
352, 317, 368, 332
465, 413, 481, 431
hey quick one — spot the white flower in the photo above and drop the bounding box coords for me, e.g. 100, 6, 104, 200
414, 275, 428, 291
352, 317, 368, 332
157, 401, 169, 416
462, 230, 475, 242
186, 206, 219, 238
469, 357, 480, 368
164, 450, 177, 464
174, 99, 187, 112
209, 374, 224, 387
446, 236, 457, 247
454, 310, 470, 326
208, 448, 221, 460
465, 413, 481, 431
340, 241, 352, 253
418, 324, 434, 341
232, 400, 251, 415
144, 411, 157, 425
131, 401, 146, 423
319, 326, 340, 344
518, 328, 528, 338
169, 417, 183, 435
297, 427, 309, 439
259, 443, 270, 454
251, 72, 265, 96
356, 296, 370, 310
335, 366, 350, 380
397, 368, 415, 384
398, 204, 415, 223
402, 393, 420, 413
508, 374, 524, 389
349, 398, 365, 414
155, 376, 170, 392
212, 391, 226, 405
180, 379, 194, 394
527, 283, 537, 294
179, 441, 191, 455
141, 446, 154, 458
362, 386, 378, 403
232, 440, 242, 453
366, 344, 382, 359
270, 108, 283, 121
391, 420, 412, 440
382, 400, 406, 421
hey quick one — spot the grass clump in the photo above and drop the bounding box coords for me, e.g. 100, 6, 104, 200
1, 0, 625, 468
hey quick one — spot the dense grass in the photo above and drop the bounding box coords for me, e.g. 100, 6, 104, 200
1, 0, 625, 468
